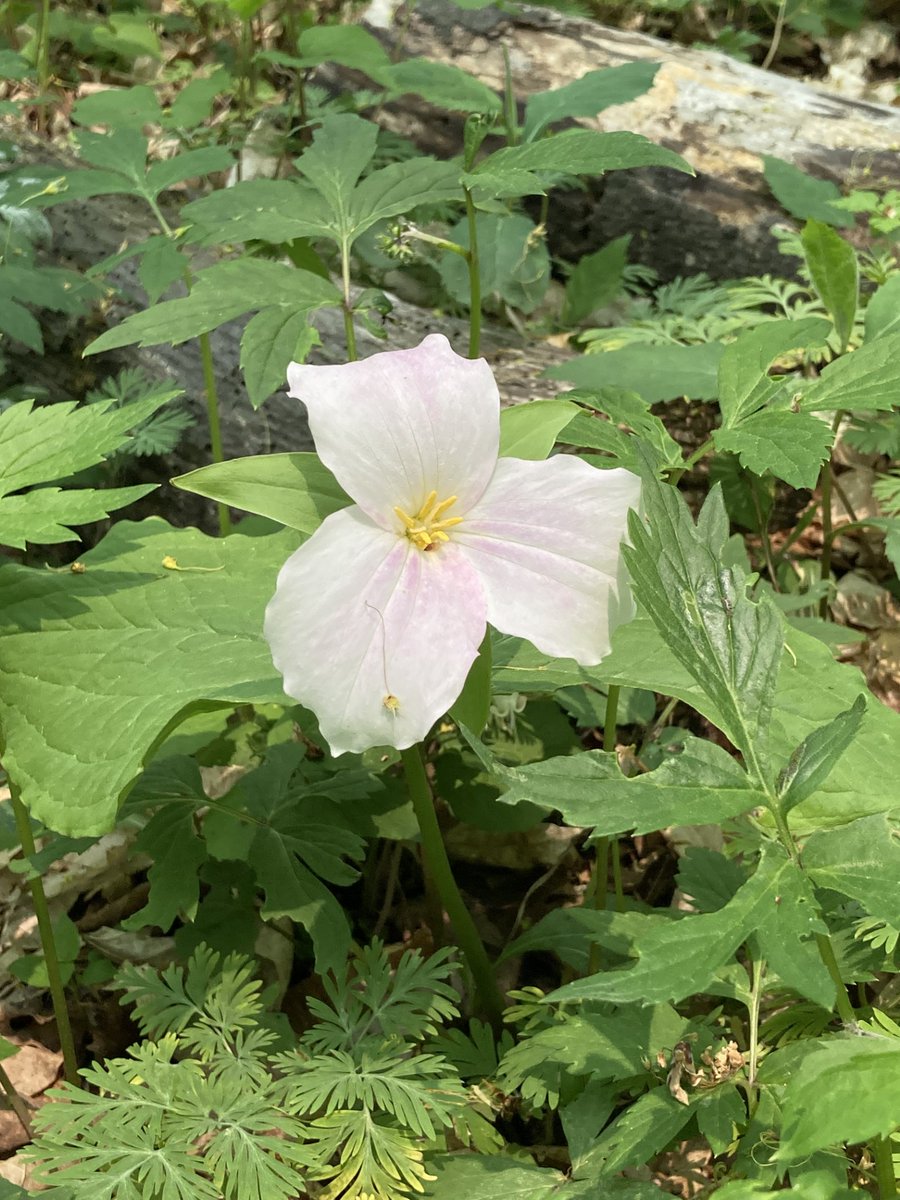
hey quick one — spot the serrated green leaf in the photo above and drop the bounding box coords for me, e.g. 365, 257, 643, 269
0, 483, 156, 549
72, 84, 162, 128
864, 273, 900, 342
477, 129, 692, 181
763, 156, 853, 227
85, 260, 340, 354
562, 235, 630, 326
551, 845, 791, 1005
801, 221, 858, 352
573, 1089, 694, 1177
498, 399, 580, 460
182, 178, 326, 246
0, 519, 298, 834
523, 63, 659, 142
695, 1084, 745, 1156
385, 59, 500, 113
425, 1156, 571, 1198
0, 392, 175, 496
717, 317, 830, 428
802, 814, 900, 926
0, 296, 43, 350
777, 695, 866, 814
295, 24, 392, 74
776, 1037, 900, 1159
172, 452, 350, 532
545, 343, 723, 402
167, 68, 230, 130
623, 470, 782, 764
562, 387, 682, 468
801, 331, 900, 412
502, 907, 656, 971
348, 155, 461, 240
137, 238, 186, 304
144, 147, 233, 197
750, 863, 833, 1008
714, 408, 834, 489
296, 112, 378, 212
240, 308, 316, 409
491, 632, 609, 694
497, 737, 765, 833
76, 128, 147, 183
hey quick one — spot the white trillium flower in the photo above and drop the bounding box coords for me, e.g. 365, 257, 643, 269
264, 334, 641, 756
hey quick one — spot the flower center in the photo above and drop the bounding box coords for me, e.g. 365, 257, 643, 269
394, 491, 463, 551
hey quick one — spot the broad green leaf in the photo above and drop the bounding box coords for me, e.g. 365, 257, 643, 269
623, 471, 782, 764
545, 343, 723, 402
498, 399, 579, 460
450, 633, 492, 736
496, 737, 765, 833
295, 24, 392, 74
751, 869, 834, 1010
85, 260, 340, 354
777, 695, 866, 814
776, 1038, 900, 1160
502, 907, 657, 972
0, 297, 42, 350
0, 392, 176, 496
425, 1156, 570, 1199
601, 617, 900, 832
144, 146, 233, 196
92, 11, 163, 59
522, 63, 659, 142
440, 213, 550, 313
864, 273, 900, 342
0, 519, 298, 834
801, 221, 858, 352
240, 308, 316, 410
802, 814, 900, 926
763, 156, 853, 227
296, 112, 378, 213
801, 330, 900, 412
478, 130, 692, 180
695, 1084, 746, 1156
562, 235, 630, 326
76, 128, 147, 183
717, 317, 830, 428
167, 68, 231, 130
676, 848, 744, 912
72, 85, 162, 129
714, 408, 834, 489
172, 453, 351, 532
384, 59, 500, 114
573, 1090, 694, 1178
138, 238, 187, 304
464, 166, 546, 203
182, 179, 321, 246
348, 155, 461, 240
0, 483, 156, 549
551, 845, 792, 1005
491, 633, 609, 694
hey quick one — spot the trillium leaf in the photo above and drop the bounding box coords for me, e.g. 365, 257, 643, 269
623, 469, 782, 765
172, 453, 351, 533
85, 260, 340, 354
776, 1038, 900, 1160
491, 633, 610, 693
714, 408, 834, 489
716, 317, 830, 429
545, 343, 723, 403
800, 220, 858, 353
777, 695, 866, 814
497, 737, 765, 834
550, 845, 792, 1005
477, 130, 693, 180
498, 399, 579, 460
802, 814, 900, 927
0, 519, 299, 835
801, 330, 900, 412
522, 63, 659, 142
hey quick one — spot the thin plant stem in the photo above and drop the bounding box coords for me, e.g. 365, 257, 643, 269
8, 784, 79, 1085
0, 1062, 33, 1138
760, 0, 789, 71
502, 46, 518, 145
603, 686, 625, 913
666, 437, 715, 486
750, 475, 779, 590
872, 1135, 898, 1200
587, 837, 610, 975
818, 411, 844, 619
747, 956, 764, 1088
814, 931, 857, 1025
400, 746, 503, 1027
340, 242, 357, 363
771, 500, 818, 565
36, 0, 51, 92
464, 187, 482, 360
638, 695, 679, 758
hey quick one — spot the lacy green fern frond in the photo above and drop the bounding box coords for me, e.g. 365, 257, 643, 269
429, 1018, 515, 1081
87, 368, 194, 458
873, 469, 900, 515
305, 1109, 436, 1200
853, 916, 900, 959
758, 1001, 834, 1048
302, 940, 459, 1052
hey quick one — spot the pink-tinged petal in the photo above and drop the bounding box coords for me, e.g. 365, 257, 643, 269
287, 334, 499, 528
264, 507, 487, 755
455, 456, 641, 664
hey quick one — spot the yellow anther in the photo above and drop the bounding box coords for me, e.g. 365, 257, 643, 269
383, 694, 401, 713
393, 492, 463, 551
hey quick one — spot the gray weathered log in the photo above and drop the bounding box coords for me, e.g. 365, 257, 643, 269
373, 1, 900, 279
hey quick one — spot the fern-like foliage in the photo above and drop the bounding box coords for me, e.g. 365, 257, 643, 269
28, 941, 486, 1200
87, 368, 195, 458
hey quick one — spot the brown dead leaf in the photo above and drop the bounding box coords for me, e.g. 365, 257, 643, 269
2, 1040, 62, 1098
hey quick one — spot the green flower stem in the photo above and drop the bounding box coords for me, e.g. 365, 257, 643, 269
36, 0, 51, 98
666, 437, 715, 487
818, 411, 844, 619
341, 242, 358, 363
464, 187, 482, 360
400, 746, 503, 1028
0, 1062, 33, 1138
872, 1135, 897, 1200
814, 931, 857, 1025
8, 783, 79, 1086
747, 956, 764, 1089
603, 686, 626, 913
587, 838, 610, 975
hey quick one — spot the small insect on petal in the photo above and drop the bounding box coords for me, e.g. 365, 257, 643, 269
383, 694, 401, 714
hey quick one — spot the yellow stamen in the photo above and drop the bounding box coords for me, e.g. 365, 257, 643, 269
394, 492, 463, 551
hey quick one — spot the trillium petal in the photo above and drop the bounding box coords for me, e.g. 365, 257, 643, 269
455, 456, 641, 664
287, 334, 499, 528
264, 507, 487, 755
